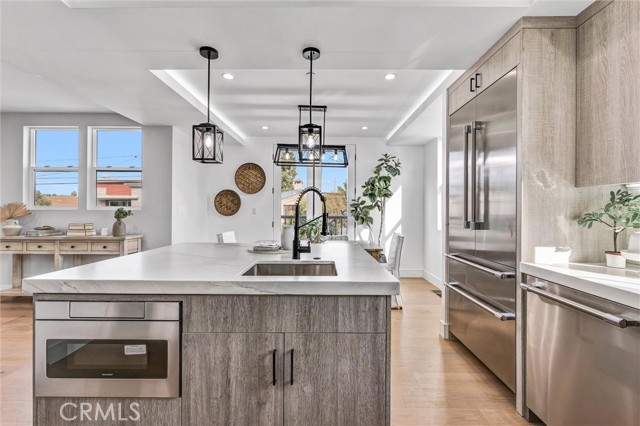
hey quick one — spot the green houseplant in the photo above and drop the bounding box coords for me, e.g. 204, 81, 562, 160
577, 189, 640, 268
350, 154, 402, 246
112, 208, 134, 237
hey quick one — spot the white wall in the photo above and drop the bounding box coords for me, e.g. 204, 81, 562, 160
422, 137, 444, 288
171, 131, 426, 274
0, 113, 172, 288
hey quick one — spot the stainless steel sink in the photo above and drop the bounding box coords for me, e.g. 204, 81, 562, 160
242, 261, 337, 276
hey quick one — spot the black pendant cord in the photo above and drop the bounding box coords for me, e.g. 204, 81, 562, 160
207, 55, 211, 124
309, 54, 313, 124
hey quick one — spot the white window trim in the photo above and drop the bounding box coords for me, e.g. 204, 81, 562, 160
23, 126, 80, 210
87, 126, 143, 211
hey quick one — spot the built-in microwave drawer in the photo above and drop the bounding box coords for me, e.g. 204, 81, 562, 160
447, 254, 516, 312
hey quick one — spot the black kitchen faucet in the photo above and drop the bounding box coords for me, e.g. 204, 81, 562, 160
292, 187, 328, 260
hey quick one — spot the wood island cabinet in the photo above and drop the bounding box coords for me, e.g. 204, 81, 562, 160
181, 295, 390, 426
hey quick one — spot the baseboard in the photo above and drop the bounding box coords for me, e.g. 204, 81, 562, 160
421, 269, 443, 289
399, 269, 423, 278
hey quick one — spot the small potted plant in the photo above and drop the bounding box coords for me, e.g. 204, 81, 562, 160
577, 189, 640, 268
112, 208, 133, 237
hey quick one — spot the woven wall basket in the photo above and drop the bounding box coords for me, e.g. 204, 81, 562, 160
214, 189, 241, 216
235, 162, 266, 194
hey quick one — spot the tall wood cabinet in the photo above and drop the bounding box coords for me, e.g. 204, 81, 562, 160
181, 295, 390, 426
576, 0, 640, 186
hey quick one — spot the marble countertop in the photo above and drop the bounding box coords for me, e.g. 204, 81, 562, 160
23, 241, 400, 296
520, 262, 640, 309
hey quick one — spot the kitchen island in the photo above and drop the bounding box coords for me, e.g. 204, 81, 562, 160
24, 242, 398, 426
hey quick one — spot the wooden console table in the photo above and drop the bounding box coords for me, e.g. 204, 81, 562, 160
0, 235, 142, 296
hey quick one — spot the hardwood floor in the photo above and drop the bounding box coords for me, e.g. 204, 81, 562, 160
0, 279, 535, 426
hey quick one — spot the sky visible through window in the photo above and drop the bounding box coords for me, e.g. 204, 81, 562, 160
33, 129, 141, 196
292, 167, 347, 192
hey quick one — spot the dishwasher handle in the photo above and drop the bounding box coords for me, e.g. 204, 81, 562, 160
521, 283, 640, 329
445, 253, 515, 279
447, 282, 515, 321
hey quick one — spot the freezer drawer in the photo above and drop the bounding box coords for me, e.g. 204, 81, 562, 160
447, 283, 516, 392
447, 254, 516, 312
524, 277, 640, 426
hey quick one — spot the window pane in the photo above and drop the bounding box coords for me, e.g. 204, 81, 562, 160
34, 171, 79, 207
96, 171, 142, 207
96, 129, 142, 168
280, 166, 307, 226
35, 129, 79, 168
321, 168, 348, 236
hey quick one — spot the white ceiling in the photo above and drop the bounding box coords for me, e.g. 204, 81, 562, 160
0, 0, 592, 144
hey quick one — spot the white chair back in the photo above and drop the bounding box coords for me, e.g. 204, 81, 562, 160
216, 231, 237, 243
387, 233, 404, 279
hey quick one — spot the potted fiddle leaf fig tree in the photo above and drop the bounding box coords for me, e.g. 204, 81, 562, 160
350, 153, 402, 247
577, 189, 640, 268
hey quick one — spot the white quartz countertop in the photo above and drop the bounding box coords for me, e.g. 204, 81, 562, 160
23, 242, 400, 296
520, 262, 640, 309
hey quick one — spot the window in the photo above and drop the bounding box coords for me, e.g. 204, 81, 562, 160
26, 128, 79, 208
89, 127, 142, 209
277, 147, 354, 239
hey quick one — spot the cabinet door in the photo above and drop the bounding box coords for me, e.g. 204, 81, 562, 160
475, 32, 521, 95
284, 333, 386, 426
182, 333, 284, 426
577, 1, 640, 186
448, 76, 477, 115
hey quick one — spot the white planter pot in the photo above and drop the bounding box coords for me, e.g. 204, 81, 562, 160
628, 231, 640, 253
605, 252, 626, 269
281, 225, 294, 251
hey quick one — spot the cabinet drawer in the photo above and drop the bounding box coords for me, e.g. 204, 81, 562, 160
26, 242, 55, 251
91, 242, 120, 252
1, 242, 23, 251
60, 242, 88, 252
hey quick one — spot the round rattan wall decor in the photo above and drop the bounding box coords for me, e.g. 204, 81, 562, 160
235, 162, 266, 194
214, 189, 241, 216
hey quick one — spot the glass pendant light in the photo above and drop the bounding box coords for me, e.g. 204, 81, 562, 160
192, 46, 224, 164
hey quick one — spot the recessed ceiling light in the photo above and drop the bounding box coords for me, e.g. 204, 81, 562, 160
362, 126, 369, 130
221, 73, 234, 80
384, 73, 396, 80
262, 126, 269, 130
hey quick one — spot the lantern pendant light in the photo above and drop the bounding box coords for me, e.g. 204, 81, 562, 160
298, 47, 322, 160
192, 46, 224, 164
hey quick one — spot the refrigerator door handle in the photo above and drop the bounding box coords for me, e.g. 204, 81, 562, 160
463, 124, 472, 228
471, 121, 485, 228
445, 253, 515, 279
447, 282, 515, 321
521, 284, 639, 328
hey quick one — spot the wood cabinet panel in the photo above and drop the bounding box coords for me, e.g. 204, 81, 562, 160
183, 295, 386, 333
182, 333, 283, 426
476, 32, 521, 94
577, 0, 640, 186
448, 77, 476, 115
283, 333, 386, 426
35, 397, 180, 426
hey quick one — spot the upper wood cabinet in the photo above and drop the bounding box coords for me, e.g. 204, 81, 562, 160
576, 0, 640, 186
448, 32, 522, 115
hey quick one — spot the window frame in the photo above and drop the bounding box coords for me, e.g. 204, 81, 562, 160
23, 126, 80, 210
87, 126, 143, 211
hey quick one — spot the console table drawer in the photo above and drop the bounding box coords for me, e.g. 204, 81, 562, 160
91, 242, 120, 252
60, 242, 88, 252
26, 242, 55, 251
1, 242, 23, 251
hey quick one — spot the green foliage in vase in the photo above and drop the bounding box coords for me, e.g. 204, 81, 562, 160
577, 189, 640, 253
114, 208, 134, 220
350, 154, 402, 245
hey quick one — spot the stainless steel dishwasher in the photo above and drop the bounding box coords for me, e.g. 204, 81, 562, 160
522, 277, 640, 426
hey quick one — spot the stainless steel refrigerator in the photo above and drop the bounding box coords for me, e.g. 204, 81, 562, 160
445, 69, 517, 391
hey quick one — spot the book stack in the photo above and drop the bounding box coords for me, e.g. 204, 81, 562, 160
67, 223, 97, 236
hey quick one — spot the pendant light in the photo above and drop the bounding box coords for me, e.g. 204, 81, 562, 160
192, 46, 224, 164
298, 47, 322, 159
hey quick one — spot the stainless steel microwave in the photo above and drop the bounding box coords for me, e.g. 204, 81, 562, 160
34, 301, 180, 398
